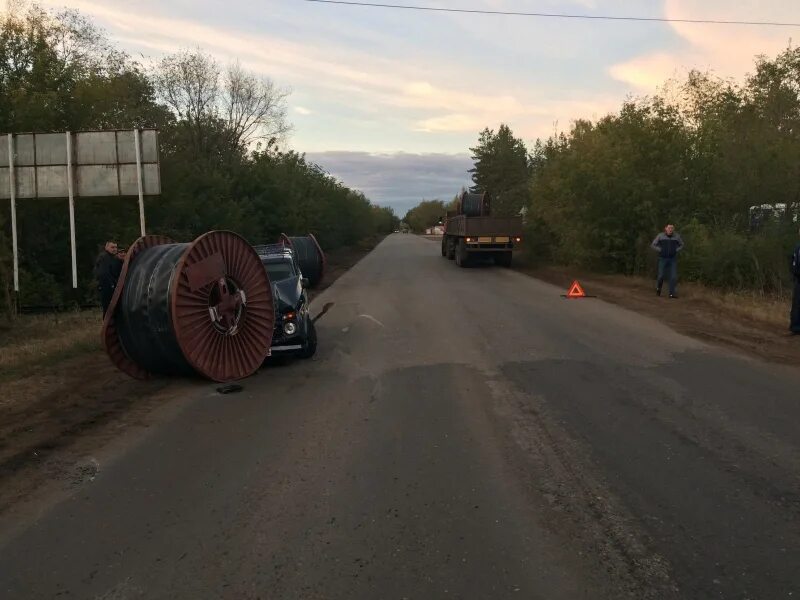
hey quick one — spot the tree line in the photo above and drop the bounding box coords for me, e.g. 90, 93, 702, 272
409, 46, 800, 294
0, 4, 397, 315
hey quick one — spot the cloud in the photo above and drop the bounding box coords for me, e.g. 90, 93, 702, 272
295, 106, 313, 116
609, 53, 684, 91
39, 2, 523, 128
38, 0, 626, 148
399, 80, 525, 114
414, 114, 488, 133
306, 151, 473, 214
610, 0, 796, 91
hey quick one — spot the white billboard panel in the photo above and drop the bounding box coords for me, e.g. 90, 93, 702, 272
0, 129, 160, 198
119, 163, 160, 196
36, 165, 70, 197
76, 164, 119, 197
74, 131, 117, 165
35, 133, 68, 165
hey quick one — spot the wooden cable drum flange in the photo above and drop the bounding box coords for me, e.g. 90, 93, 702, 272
279, 233, 325, 288
102, 231, 274, 382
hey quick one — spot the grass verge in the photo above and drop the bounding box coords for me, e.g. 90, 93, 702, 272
522, 265, 791, 327
0, 311, 102, 384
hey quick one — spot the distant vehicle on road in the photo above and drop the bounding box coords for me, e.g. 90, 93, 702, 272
255, 244, 317, 359
748, 203, 798, 231
441, 191, 523, 267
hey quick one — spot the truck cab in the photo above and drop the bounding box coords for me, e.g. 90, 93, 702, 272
254, 244, 317, 359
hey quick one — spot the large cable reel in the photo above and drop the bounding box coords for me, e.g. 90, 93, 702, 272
102, 231, 275, 382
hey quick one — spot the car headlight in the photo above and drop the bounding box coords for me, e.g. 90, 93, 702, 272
283, 321, 297, 336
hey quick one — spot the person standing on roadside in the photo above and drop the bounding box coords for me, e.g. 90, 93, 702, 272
94, 240, 122, 317
790, 230, 800, 335
651, 224, 684, 298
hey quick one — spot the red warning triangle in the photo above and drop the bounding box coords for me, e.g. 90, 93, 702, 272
566, 280, 586, 298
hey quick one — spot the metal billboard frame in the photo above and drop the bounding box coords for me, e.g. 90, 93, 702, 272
1, 129, 161, 293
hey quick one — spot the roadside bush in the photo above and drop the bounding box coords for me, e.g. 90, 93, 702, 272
18, 268, 63, 308
521, 47, 800, 295
670, 220, 795, 292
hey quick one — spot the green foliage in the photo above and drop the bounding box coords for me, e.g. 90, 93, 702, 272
470, 124, 530, 217
0, 4, 396, 314
371, 204, 399, 236
18, 266, 62, 307
526, 47, 800, 292
403, 200, 446, 232
677, 219, 796, 292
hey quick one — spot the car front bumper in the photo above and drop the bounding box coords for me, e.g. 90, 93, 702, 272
267, 344, 303, 355
269, 325, 306, 354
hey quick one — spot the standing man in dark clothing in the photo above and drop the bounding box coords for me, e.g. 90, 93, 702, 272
94, 240, 123, 317
790, 232, 800, 335
651, 223, 684, 298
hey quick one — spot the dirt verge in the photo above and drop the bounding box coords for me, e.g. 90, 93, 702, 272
0, 355, 186, 516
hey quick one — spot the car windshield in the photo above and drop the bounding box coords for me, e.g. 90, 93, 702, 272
264, 261, 295, 282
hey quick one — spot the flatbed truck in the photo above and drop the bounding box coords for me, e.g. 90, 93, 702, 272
441, 192, 523, 267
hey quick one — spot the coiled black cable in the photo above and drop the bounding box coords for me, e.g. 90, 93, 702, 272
115, 243, 194, 376
286, 236, 324, 288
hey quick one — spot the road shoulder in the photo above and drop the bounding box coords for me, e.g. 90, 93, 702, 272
518, 265, 800, 366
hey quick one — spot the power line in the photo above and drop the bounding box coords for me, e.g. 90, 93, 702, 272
303, 0, 800, 28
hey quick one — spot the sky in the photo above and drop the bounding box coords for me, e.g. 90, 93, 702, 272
33, 0, 800, 215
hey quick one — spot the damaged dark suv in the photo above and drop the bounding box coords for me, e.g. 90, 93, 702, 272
255, 244, 317, 359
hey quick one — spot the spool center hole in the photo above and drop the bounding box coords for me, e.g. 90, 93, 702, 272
208, 277, 246, 334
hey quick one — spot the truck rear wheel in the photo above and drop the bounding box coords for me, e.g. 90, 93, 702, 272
446, 237, 456, 260
455, 239, 469, 267
494, 251, 512, 268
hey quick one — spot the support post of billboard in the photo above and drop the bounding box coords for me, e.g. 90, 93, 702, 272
66, 131, 77, 289
6, 134, 19, 292
134, 128, 146, 236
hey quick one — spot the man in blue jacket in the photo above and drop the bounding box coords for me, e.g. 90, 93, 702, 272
790, 232, 800, 334
651, 224, 684, 298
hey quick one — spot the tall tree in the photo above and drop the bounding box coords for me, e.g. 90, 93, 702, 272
469, 124, 530, 217
152, 50, 290, 155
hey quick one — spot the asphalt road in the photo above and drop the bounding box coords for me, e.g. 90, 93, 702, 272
1, 234, 799, 599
